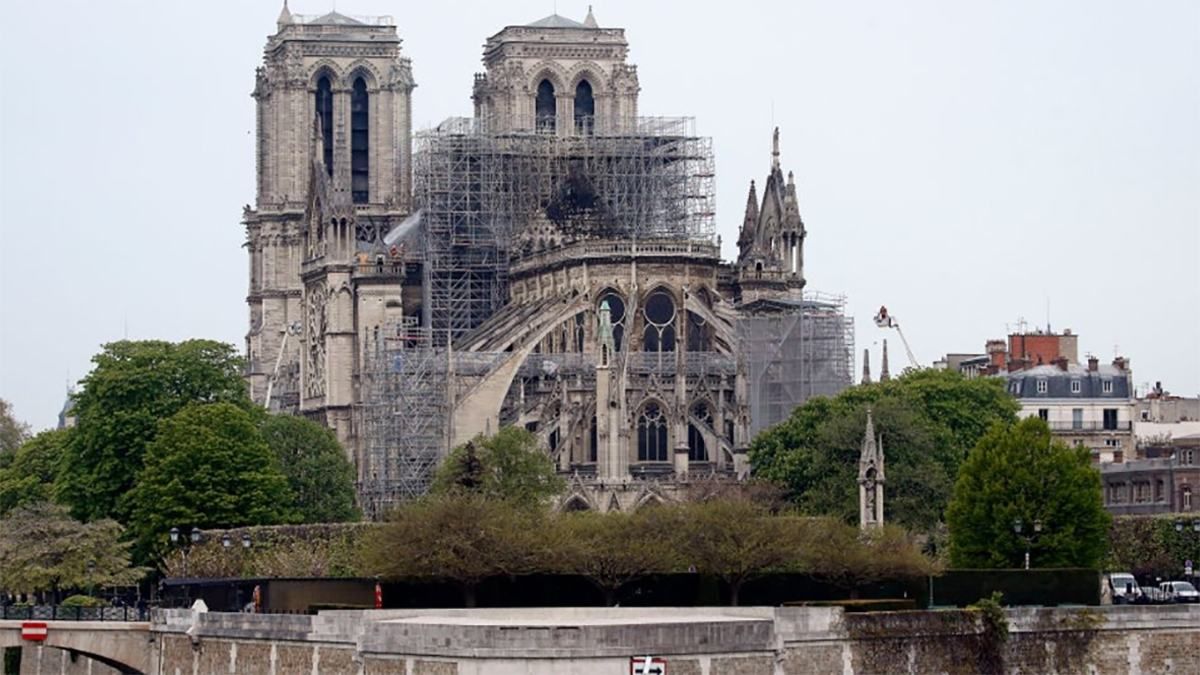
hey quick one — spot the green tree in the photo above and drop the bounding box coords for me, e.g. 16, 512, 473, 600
0, 502, 144, 599
0, 428, 70, 515
259, 414, 360, 523
56, 339, 251, 523
946, 417, 1110, 568
750, 369, 1019, 530
365, 495, 548, 606
671, 500, 799, 605
552, 509, 681, 606
127, 403, 294, 561
796, 518, 935, 593
432, 427, 565, 505
0, 398, 31, 466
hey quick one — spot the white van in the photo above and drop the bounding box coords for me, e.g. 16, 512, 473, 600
1107, 573, 1142, 603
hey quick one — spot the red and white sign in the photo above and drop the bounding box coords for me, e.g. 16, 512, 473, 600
21, 622, 48, 642
631, 656, 666, 674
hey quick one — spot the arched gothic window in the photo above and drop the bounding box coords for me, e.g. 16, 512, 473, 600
536, 79, 556, 133
637, 402, 669, 462
315, 76, 334, 176
588, 416, 598, 463
574, 80, 594, 135
642, 290, 676, 353
686, 311, 711, 352
350, 77, 369, 203
597, 290, 626, 352
688, 402, 712, 462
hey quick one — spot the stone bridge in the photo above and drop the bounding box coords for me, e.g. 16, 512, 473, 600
0, 620, 153, 674
4, 605, 1200, 674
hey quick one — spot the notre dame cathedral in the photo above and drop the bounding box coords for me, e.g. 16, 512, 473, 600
244, 5, 853, 516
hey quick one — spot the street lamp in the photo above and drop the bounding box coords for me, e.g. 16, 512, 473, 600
169, 526, 203, 577
86, 559, 96, 600
1173, 520, 1200, 582
1013, 518, 1043, 570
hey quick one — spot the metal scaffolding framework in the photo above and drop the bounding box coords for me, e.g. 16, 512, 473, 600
357, 117, 858, 513
738, 291, 855, 438
413, 116, 716, 344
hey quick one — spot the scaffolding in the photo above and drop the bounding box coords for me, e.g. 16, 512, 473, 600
357, 319, 447, 518
738, 291, 855, 438
360, 117, 720, 512
413, 116, 716, 343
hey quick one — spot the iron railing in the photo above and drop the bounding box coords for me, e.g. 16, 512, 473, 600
0, 605, 148, 621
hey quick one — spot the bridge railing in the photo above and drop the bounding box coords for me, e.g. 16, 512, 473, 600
0, 605, 148, 621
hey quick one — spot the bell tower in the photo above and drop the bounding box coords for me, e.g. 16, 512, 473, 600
245, 3, 414, 420
472, 8, 639, 134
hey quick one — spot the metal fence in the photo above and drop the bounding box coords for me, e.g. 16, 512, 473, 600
0, 605, 148, 621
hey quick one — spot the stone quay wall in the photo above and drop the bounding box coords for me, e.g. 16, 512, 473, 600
144, 605, 1199, 675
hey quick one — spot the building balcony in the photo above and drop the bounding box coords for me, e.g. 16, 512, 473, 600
1045, 421, 1132, 432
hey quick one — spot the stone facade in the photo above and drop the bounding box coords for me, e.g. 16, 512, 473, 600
245, 8, 851, 513
245, 9, 414, 449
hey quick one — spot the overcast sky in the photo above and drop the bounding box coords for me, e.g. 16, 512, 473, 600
2, 0, 1197, 431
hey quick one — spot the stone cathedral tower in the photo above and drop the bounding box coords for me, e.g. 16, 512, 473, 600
244, 3, 414, 443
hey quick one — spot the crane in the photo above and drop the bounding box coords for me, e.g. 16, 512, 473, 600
873, 306, 920, 369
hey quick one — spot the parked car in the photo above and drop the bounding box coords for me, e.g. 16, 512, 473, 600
1159, 581, 1200, 603
1107, 573, 1142, 604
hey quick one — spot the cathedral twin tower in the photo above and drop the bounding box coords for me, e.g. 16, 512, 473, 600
245, 6, 843, 514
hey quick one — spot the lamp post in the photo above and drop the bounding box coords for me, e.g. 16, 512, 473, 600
1013, 518, 1043, 570
86, 559, 96, 600
222, 532, 254, 611
1174, 519, 1200, 582
168, 526, 203, 577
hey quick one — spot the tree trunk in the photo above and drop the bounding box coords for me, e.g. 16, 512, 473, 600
604, 587, 616, 607
730, 579, 742, 606
462, 584, 477, 608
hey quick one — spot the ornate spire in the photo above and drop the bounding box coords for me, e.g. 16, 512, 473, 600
277, 0, 293, 27
583, 5, 598, 28
738, 180, 759, 251
858, 408, 885, 530
880, 339, 891, 382
771, 127, 781, 171
862, 348, 872, 385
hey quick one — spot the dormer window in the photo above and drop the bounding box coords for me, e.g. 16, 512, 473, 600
1102, 379, 1113, 394
1071, 379, 1081, 394
1036, 379, 1048, 394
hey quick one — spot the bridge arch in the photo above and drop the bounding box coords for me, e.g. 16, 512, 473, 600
0, 621, 153, 674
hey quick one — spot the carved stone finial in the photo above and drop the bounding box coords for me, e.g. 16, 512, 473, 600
277, 0, 292, 27
771, 127, 780, 170
583, 5, 599, 28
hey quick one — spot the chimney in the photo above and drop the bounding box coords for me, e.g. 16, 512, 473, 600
1054, 356, 1069, 372
1113, 356, 1128, 372
986, 339, 1007, 370
1087, 355, 1099, 372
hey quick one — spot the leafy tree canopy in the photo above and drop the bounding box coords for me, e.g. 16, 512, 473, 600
946, 416, 1110, 568
0, 398, 31, 466
127, 402, 294, 561
56, 340, 251, 523
552, 509, 683, 605
750, 368, 1019, 530
365, 495, 548, 606
0, 428, 70, 516
0, 502, 144, 596
432, 427, 565, 505
259, 414, 360, 523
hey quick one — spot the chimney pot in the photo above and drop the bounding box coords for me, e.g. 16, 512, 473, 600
1088, 356, 1099, 372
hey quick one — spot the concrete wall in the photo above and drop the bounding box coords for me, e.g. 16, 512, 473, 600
145, 605, 1200, 675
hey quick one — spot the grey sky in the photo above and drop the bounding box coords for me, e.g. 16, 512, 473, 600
2, 0, 1197, 431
